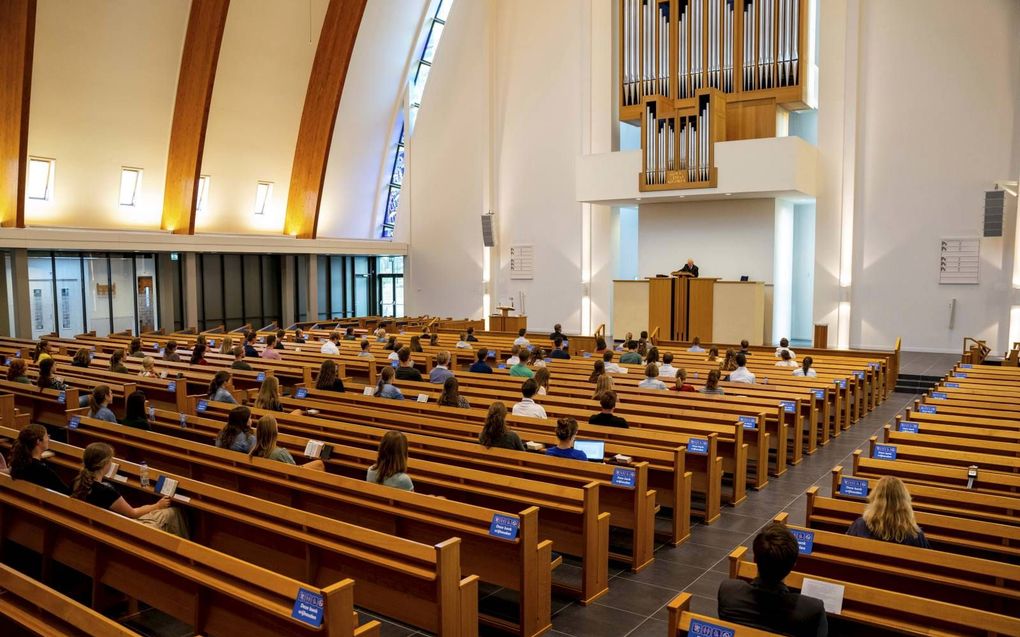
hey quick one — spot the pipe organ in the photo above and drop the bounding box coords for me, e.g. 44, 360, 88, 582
621, 0, 809, 191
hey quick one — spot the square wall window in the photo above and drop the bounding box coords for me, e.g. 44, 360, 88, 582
27, 158, 55, 201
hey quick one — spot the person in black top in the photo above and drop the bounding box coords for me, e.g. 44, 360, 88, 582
35, 358, 67, 391
478, 402, 525, 451
243, 331, 259, 358
275, 329, 287, 349
9, 423, 69, 494
549, 337, 571, 359
739, 339, 752, 357
469, 349, 493, 373
549, 324, 564, 341
395, 347, 423, 382
119, 390, 152, 431
315, 359, 346, 393
845, 476, 930, 548
465, 327, 479, 342
71, 347, 92, 368
718, 522, 827, 636
677, 258, 699, 277
293, 329, 307, 344
588, 391, 628, 428
344, 327, 357, 340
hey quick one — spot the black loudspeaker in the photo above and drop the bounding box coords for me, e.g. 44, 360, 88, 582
984, 191, 1004, 238
481, 214, 495, 247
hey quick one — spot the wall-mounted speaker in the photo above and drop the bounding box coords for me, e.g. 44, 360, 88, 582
481, 214, 495, 247
984, 190, 1004, 238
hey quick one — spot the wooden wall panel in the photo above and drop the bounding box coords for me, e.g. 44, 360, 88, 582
161, 0, 230, 235
284, 0, 367, 239
0, 0, 36, 228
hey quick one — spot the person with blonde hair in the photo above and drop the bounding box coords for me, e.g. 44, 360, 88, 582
638, 363, 668, 390
218, 335, 234, 355
367, 430, 413, 490
71, 442, 188, 537
139, 356, 157, 377
847, 476, 930, 548
533, 366, 551, 396
249, 414, 324, 470
591, 374, 615, 402
255, 376, 301, 413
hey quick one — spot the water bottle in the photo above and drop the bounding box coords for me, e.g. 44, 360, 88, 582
139, 461, 150, 488
763, 377, 769, 385
694, 371, 699, 379
148, 406, 155, 422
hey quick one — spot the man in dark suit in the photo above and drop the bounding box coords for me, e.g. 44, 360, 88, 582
717, 522, 828, 636
677, 258, 699, 277
549, 336, 571, 359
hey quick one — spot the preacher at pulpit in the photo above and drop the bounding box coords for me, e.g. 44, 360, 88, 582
672, 258, 699, 278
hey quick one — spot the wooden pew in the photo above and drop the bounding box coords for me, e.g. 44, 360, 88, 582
851, 449, 1020, 498
0, 380, 78, 433
0, 474, 380, 637
47, 415, 555, 636
866, 435, 1020, 475
726, 546, 1020, 636
3, 429, 478, 636
666, 592, 782, 637
803, 486, 1020, 563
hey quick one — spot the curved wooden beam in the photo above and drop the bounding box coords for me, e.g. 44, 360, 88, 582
161, 0, 230, 235
284, 0, 367, 239
0, 0, 36, 228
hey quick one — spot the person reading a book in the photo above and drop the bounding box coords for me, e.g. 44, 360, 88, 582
248, 415, 324, 470
71, 442, 188, 538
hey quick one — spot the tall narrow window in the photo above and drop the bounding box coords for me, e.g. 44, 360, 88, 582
119, 168, 142, 206
27, 158, 55, 201
254, 181, 273, 215
196, 175, 210, 212
379, 0, 453, 239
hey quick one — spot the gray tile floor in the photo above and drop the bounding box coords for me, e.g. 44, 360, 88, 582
895, 351, 960, 376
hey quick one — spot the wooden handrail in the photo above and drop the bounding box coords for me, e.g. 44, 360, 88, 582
649, 326, 660, 345
594, 323, 605, 338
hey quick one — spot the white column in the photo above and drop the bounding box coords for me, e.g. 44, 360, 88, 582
772, 199, 795, 345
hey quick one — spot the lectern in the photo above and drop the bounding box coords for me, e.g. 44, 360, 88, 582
491, 306, 527, 333
646, 275, 717, 342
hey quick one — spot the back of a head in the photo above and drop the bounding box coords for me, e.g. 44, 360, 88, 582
481, 402, 508, 445
553, 336, 563, 347
752, 522, 799, 583
125, 390, 147, 419
476, 348, 487, 362
626, 340, 637, 351
602, 350, 613, 362
330, 331, 340, 342
706, 369, 721, 388
740, 339, 749, 349
599, 390, 617, 411
266, 334, 277, 346
644, 362, 659, 378
736, 353, 747, 367
437, 350, 450, 366
398, 346, 411, 363
780, 337, 789, 348
555, 417, 578, 441
232, 346, 244, 359
521, 378, 538, 398
781, 349, 791, 361
693, 336, 701, 345
361, 339, 370, 351
374, 430, 408, 480
640, 331, 648, 340
663, 352, 673, 364
864, 476, 920, 542
803, 356, 813, 371
518, 328, 527, 337
250, 414, 279, 458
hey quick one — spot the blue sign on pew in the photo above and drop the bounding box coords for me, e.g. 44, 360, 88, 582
3, 358, 9, 366
611, 467, 636, 488
69, 415, 80, 429
813, 389, 825, 400
738, 415, 757, 429
497, 364, 506, 369
954, 373, 968, 378
57, 391, 65, 404
853, 370, 865, 380
291, 588, 324, 628
489, 514, 520, 540
898, 421, 919, 433
918, 404, 937, 414
295, 388, 308, 399
583, 352, 591, 358
869, 362, 880, 370
208, 339, 215, 349
167, 380, 176, 393
960, 364, 973, 369
526, 345, 534, 352
688, 619, 735, 637
930, 392, 947, 400
791, 529, 814, 554
687, 438, 709, 454
836, 379, 847, 389
14, 351, 19, 358
179, 413, 187, 427
391, 360, 398, 367
944, 382, 959, 388
196, 399, 208, 413
873, 444, 897, 460
780, 401, 796, 413
543, 358, 552, 363
839, 477, 869, 498
256, 372, 266, 382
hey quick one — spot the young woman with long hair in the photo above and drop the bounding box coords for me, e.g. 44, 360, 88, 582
215, 405, 254, 453
720, 349, 738, 372
374, 365, 403, 399
478, 402, 524, 451
248, 415, 324, 470
437, 376, 470, 408
9, 423, 68, 493
88, 385, 118, 422
255, 376, 284, 412
189, 344, 208, 366
208, 370, 237, 404
71, 347, 91, 368
587, 360, 605, 383
533, 366, 551, 396
591, 373, 615, 402
847, 476, 929, 547
699, 369, 724, 395
108, 350, 129, 374
366, 430, 413, 490
793, 356, 817, 377
6, 358, 29, 383
315, 359, 345, 392
119, 390, 151, 431
35, 358, 66, 391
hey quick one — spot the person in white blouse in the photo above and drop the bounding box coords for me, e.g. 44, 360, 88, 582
513, 328, 530, 347
602, 351, 624, 374
320, 332, 341, 355
506, 345, 521, 366
455, 333, 472, 349
792, 356, 818, 377
728, 353, 756, 384
638, 363, 669, 390
774, 337, 796, 360
511, 378, 547, 418
688, 336, 705, 353
775, 350, 798, 368
658, 352, 677, 377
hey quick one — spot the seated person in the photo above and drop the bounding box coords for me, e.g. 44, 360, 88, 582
89, 385, 119, 423
775, 337, 796, 360
699, 369, 725, 395
673, 368, 696, 392
320, 331, 341, 355
9, 423, 69, 494
455, 333, 472, 349
127, 337, 145, 359
260, 335, 282, 359
793, 356, 818, 377
357, 339, 374, 358
274, 329, 287, 349
215, 405, 256, 453
706, 346, 720, 362
429, 351, 455, 384
619, 340, 643, 364
119, 391, 152, 431
738, 339, 752, 357
138, 356, 157, 377
846, 476, 930, 548
638, 363, 668, 390
509, 355, 535, 378
593, 335, 608, 354
109, 350, 130, 374
644, 346, 660, 366
588, 391, 628, 428
718, 522, 827, 636
71, 348, 91, 367
315, 359, 345, 392
437, 376, 471, 408
465, 326, 479, 342
545, 418, 587, 461
242, 332, 259, 358
367, 431, 414, 491
469, 348, 493, 373
658, 352, 677, 376
505, 345, 522, 366
384, 335, 399, 351
72, 442, 189, 537
208, 370, 237, 404
293, 328, 307, 344
374, 324, 388, 342
549, 336, 571, 359
776, 350, 798, 367
253, 376, 302, 415
35, 358, 67, 391
6, 358, 30, 384
395, 347, 423, 382
728, 353, 756, 384
478, 402, 525, 450
602, 350, 624, 374
615, 332, 633, 351
587, 360, 605, 383
409, 335, 424, 353
249, 414, 324, 470
513, 328, 530, 347
688, 336, 705, 353
231, 346, 253, 371
549, 323, 564, 341
343, 327, 357, 340
374, 366, 404, 400
512, 378, 547, 418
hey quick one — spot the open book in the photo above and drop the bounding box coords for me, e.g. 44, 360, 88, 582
154, 475, 179, 497
303, 440, 333, 461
